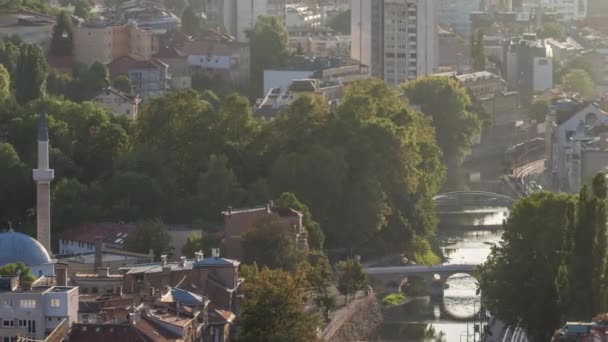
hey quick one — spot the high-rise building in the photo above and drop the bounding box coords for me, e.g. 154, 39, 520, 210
203, 0, 286, 42
520, 0, 587, 20
351, 0, 438, 86
438, 0, 481, 37
32, 112, 53, 254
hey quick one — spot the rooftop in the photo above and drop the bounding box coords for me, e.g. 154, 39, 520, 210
60, 222, 135, 245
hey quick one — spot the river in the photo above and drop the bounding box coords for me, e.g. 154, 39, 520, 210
369, 206, 509, 342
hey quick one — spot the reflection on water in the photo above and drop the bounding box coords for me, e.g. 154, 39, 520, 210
370, 207, 506, 342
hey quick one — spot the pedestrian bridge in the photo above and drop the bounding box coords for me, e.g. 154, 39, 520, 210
434, 191, 515, 208
365, 264, 478, 296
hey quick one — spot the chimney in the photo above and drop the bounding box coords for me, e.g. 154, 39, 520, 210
94, 238, 103, 270
266, 202, 271, 213
161, 254, 170, 288
55, 266, 68, 287
211, 248, 220, 258
195, 250, 204, 262
179, 256, 187, 267
227, 206, 232, 215
160, 254, 168, 266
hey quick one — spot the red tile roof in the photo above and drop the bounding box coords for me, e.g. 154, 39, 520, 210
59, 222, 135, 244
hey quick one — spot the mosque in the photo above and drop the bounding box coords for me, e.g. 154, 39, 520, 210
0, 112, 56, 277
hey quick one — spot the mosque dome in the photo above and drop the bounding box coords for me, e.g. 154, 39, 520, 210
0, 231, 52, 267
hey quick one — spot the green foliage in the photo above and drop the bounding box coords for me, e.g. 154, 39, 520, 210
478, 192, 577, 341
196, 154, 245, 220
327, 9, 350, 34
382, 293, 407, 306
52, 178, 99, 234
536, 22, 565, 40
0, 0, 58, 14
249, 16, 289, 95
241, 214, 303, 270
336, 259, 368, 303
50, 11, 73, 56
112, 75, 133, 94
305, 251, 333, 320
275, 192, 324, 250
15, 44, 47, 105
181, 232, 220, 258
181, 5, 201, 36
73, 0, 91, 19
0, 143, 29, 224
528, 99, 550, 122
403, 76, 482, 165
236, 266, 321, 342
563, 68, 595, 97
0, 262, 35, 282
125, 219, 172, 260
0, 64, 10, 101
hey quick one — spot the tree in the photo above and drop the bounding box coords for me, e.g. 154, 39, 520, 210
567, 174, 608, 318
50, 11, 73, 56
125, 219, 172, 260
236, 266, 321, 342
327, 9, 350, 34
52, 178, 98, 235
74, 0, 91, 19
537, 22, 565, 40
0, 143, 29, 226
528, 99, 549, 122
563, 68, 595, 97
0, 262, 35, 282
249, 16, 289, 95
336, 259, 368, 304
241, 214, 303, 270
275, 192, 324, 250
181, 232, 220, 258
403, 76, 482, 166
306, 251, 334, 322
0, 64, 10, 101
471, 29, 486, 71
196, 154, 245, 220
104, 171, 163, 221
478, 193, 576, 342
112, 75, 133, 94
181, 5, 201, 36
15, 44, 47, 105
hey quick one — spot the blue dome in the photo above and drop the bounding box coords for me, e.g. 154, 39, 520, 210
0, 231, 51, 267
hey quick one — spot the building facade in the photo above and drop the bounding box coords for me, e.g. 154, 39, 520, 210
0, 278, 78, 341
438, 0, 481, 37
93, 87, 141, 120
73, 23, 157, 66
351, 0, 438, 86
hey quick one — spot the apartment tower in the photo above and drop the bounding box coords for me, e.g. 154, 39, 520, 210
351, 0, 438, 86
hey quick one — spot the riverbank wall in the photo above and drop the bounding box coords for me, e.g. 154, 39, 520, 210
322, 293, 383, 341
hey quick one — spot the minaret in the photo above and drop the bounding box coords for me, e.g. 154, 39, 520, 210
32, 112, 54, 254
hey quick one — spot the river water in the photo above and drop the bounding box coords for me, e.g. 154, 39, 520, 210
369, 207, 509, 342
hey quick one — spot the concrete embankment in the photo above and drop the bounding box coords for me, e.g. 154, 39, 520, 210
322, 293, 383, 341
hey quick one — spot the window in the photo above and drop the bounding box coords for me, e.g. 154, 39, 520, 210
2, 299, 12, 308
20, 299, 36, 309
50, 298, 61, 308
3, 319, 14, 327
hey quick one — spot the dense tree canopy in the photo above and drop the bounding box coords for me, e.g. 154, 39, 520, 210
50, 11, 73, 56
562, 68, 595, 97
125, 220, 172, 259
249, 16, 289, 96
479, 175, 608, 341
236, 265, 321, 342
15, 44, 47, 105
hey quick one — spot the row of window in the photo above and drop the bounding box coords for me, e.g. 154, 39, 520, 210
0, 319, 36, 333
1, 298, 60, 309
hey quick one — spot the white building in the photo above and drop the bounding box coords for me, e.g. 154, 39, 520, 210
203, 0, 269, 42
0, 277, 78, 341
351, 0, 438, 86
93, 87, 141, 120
438, 0, 481, 37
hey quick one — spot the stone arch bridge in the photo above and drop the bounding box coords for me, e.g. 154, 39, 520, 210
365, 264, 478, 297
434, 191, 515, 209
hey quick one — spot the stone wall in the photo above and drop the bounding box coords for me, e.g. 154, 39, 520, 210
322, 293, 383, 341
